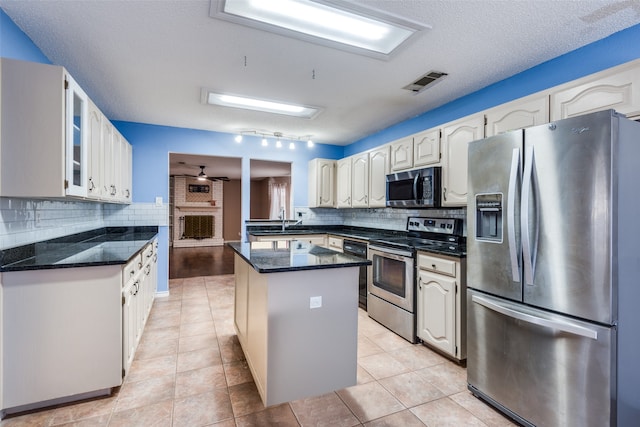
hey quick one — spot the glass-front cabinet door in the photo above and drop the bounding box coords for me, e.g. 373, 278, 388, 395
65, 73, 89, 197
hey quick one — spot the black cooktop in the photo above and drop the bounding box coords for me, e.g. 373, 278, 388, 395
369, 217, 466, 257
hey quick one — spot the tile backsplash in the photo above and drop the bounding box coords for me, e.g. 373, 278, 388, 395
295, 206, 467, 234
0, 197, 168, 250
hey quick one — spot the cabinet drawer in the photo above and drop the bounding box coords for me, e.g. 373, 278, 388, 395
123, 254, 142, 285
328, 236, 343, 251
142, 242, 154, 262
418, 253, 457, 277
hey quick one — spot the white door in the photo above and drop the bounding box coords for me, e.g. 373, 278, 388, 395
368, 146, 389, 207
413, 129, 440, 167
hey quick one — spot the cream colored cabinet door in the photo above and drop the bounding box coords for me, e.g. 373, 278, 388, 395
389, 137, 413, 171
120, 137, 133, 202
308, 159, 336, 208
441, 114, 484, 206
550, 60, 640, 120
368, 145, 389, 207
413, 129, 440, 167
87, 100, 104, 199
417, 270, 456, 357
336, 158, 352, 208
102, 119, 115, 200
485, 93, 549, 137
351, 152, 369, 208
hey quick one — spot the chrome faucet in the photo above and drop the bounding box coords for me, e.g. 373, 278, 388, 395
280, 208, 302, 231
280, 208, 286, 231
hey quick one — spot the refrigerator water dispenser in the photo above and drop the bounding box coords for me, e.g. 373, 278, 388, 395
476, 194, 502, 242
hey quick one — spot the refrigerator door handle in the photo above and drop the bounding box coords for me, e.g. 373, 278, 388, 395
521, 145, 537, 285
507, 148, 521, 282
472, 295, 599, 340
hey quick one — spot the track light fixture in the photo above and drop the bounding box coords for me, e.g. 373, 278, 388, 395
232, 130, 316, 149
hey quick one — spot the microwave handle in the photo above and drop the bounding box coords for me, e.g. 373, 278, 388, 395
413, 173, 420, 199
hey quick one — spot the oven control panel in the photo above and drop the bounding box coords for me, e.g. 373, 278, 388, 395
406, 217, 459, 235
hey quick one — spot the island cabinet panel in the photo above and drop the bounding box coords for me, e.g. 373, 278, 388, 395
233, 254, 359, 406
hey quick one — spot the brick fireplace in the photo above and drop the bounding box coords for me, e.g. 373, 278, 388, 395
171, 176, 224, 247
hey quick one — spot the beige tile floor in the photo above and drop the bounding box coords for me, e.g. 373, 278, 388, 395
1, 275, 516, 427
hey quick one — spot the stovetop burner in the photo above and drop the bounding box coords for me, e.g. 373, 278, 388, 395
370, 217, 466, 256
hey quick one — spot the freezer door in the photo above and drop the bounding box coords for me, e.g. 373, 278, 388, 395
467, 290, 613, 427
467, 130, 523, 301
522, 111, 613, 324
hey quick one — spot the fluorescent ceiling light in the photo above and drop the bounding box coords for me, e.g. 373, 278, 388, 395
203, 90, 321, 118
211, 0, 430, 59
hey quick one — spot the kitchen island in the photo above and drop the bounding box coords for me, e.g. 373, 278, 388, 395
228, 240, 371, 407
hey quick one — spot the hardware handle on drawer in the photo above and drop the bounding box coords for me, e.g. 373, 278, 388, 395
89, 178, 95, 191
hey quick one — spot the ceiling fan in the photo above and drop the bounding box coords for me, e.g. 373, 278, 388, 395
171, 165, 230, 182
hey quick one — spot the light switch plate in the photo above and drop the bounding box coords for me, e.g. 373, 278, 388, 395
309, 296, 322, 309
155, 196, 163, 206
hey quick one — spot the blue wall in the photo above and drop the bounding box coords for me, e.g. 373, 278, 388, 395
0, 10, 50, 63
345, 23, 640, 156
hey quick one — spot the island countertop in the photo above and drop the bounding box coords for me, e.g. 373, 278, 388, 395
227, 240, 371, 273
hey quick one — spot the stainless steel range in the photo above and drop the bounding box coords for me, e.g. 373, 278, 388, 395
367, 217, 464, 343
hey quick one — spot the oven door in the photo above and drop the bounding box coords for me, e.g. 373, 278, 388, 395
368, 245, 415, 312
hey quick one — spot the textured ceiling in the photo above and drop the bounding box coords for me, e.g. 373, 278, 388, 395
2, 0, 640, 147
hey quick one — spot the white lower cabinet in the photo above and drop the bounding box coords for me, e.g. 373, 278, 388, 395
253, 234, 327, 248
416, 251, 466, 361
327, 236, 344, 253
2, 266, 123, 412
122, 239, 157, 377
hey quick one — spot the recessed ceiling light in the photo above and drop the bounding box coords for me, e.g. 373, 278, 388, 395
211, 0, 430, 59
202, 89, 321, 118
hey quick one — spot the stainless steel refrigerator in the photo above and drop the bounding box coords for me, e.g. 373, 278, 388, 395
466, 110, 640, 427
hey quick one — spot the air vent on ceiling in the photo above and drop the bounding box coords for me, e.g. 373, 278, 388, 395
403, 71, 448, 93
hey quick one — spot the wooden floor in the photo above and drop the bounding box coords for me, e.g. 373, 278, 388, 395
169, 244, 235, 279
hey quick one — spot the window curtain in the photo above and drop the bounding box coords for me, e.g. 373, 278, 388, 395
268, 178, 289, 219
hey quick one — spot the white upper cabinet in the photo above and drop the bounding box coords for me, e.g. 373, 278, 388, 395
308, 158, 336, 208
351, 152, 369, 208
336, 158, 352, 208
550, 60, 640, 120
64, 74, 90, 198
0, 58, 131, 203
413, 128, 441, 167
389, 137, 413, 171
485, 93, 549, 137
1, 58, 86, 198
441, 114, 484, 207
368, 145, 389, 208
88, 100, 104, 199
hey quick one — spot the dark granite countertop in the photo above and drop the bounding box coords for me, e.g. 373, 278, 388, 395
246, 225, 405, 242
246, 225, 466, 258
228, 241, 371, 273
0, 227, 159, 272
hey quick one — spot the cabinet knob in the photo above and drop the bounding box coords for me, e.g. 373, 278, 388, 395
432, 264, 437, 269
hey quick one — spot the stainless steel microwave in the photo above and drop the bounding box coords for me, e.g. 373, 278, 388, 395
386, 166, 441, 208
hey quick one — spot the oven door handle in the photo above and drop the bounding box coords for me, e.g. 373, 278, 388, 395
369, 245, 413, 259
